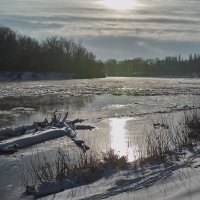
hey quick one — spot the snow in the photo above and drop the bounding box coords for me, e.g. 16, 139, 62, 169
39, 147, 200, 200
11, 107, 35, 112
36, 179, 75, 197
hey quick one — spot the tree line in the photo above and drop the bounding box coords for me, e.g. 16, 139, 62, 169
1, 26, 200, 78
0, 26, 105, 78
105, 54, 200, 77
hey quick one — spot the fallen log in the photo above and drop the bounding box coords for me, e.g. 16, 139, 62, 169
0, 127, 75, 150
0, 111, 93, 153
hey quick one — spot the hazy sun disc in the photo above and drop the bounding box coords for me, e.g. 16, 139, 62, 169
99, 0, 137, 11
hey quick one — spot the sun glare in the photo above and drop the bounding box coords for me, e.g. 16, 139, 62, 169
99, 0, 137, 11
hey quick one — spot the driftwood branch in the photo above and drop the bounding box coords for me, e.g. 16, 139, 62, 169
0, 111, 94, 154
61, 112, 68, 123
71, 118, 85, 125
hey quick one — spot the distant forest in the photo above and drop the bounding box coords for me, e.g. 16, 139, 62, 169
0, 26, 105, 78
105, 55, 200, 77
0, 26, 200, 78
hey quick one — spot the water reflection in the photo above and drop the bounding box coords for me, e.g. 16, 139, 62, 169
0, 95, 96, 128
0, 95, 95, 112
109, 118, 138, 162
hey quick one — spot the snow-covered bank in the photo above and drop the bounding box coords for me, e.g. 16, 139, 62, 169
39, 146, 200, 200
0, 71, 76, 82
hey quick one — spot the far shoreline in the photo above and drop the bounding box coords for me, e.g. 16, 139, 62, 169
0, 71, 199, 82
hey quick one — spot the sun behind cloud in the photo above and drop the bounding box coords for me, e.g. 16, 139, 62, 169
99, 0, 137, 11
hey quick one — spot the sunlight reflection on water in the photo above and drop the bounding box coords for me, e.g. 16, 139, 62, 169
109, 118, 139, 162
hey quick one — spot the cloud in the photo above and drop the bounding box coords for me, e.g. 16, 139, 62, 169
83, 35, 200, 60
0, 18, 64, 30
0, 0, 200, 59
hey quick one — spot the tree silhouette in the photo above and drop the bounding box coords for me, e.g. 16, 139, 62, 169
0, 26, 105, 78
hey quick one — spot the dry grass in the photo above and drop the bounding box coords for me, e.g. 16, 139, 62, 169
20, 147, 129, 194
102, 149, 129, 169
185, 109, 200, 129
184, 109, 200, 139
136, 114, 190, 166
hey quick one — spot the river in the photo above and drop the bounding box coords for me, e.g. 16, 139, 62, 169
0, 77, 200, 200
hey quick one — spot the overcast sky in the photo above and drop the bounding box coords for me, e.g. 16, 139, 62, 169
0, 0, 200, 60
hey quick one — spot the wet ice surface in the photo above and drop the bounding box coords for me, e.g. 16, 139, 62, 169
0, 77, 200, 200
0, 77, 200, 97
0, 94, 199, 129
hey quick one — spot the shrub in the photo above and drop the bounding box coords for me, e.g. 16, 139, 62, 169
184, 109, 200, 140
19, 147, 129, 194
137, 114, 189, 165
102, 149, 129, 169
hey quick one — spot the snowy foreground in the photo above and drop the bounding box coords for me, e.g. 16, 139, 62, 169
3, 145, 200, 200
39, 146, 200, 200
